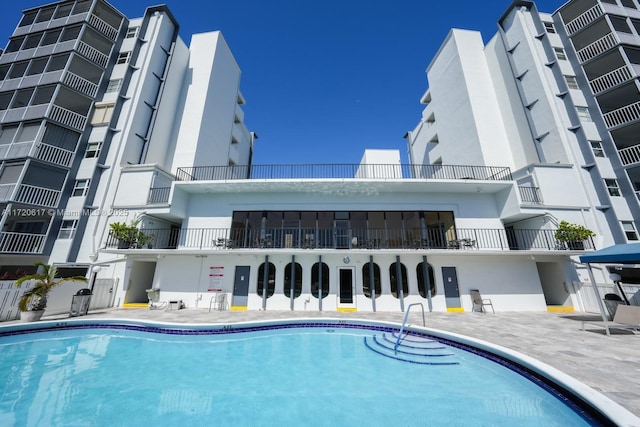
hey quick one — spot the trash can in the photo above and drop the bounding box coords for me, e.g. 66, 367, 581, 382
70, 288, 92, 317
603, 293, 624, 321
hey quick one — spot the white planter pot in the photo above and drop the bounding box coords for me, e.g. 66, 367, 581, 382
20, 310, 45, 322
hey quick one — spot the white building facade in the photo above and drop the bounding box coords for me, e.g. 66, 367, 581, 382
3, 0, 630, 318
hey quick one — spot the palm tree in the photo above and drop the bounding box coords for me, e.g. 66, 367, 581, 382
15, 262, 87, 312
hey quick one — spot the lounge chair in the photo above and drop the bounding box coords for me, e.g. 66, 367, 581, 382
470, 289, 494, 313
581, 304, 640, 336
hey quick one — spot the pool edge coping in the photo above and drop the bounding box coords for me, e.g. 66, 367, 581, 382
1, 316, 638, 426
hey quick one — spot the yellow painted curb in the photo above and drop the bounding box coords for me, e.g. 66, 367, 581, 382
446, 307, 464, 313
123, 303, 148, 308
547, 306, 575, 312
337, 307, 357, 312
230, 306, 247, 311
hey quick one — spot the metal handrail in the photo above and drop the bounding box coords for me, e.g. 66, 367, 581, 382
394, 303, 425, 354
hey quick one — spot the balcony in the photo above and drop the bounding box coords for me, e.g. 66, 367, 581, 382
0, 183, 61, 208
618, 143, 640, 165
87, 13, 119, 41
106, 227, 594, 252
0, 232, 46, 254
588, 65, 634, 94
603, 100, 640, 128
518, 186, 543, 204
147, 187, 171, 204
47, 105, 88, 132
0, 141, 74, 167
565, 4, 604, 35
175, 164, 513, 182
576, 32, 618, 63
62, 70, 99, 98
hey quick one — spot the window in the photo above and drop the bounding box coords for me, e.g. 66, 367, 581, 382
11, 88, 35, 108
417, 262, 436, 298
59, 25, 81, 43
362, 262, 381, 298
5, 37, 25, 53
85, 141, 102, 158
257, 262, 275, 298
41, 29, 62, 46
31, 86, 56, 105
117, 52, 131, 65
91, 104, 115, 125
311, 262, 329, 299
283, 262, 302, 298
0, 65, 9, 80
622, 221, 639, 241
26, 58, 49, 76
23, 33, 44, 50
53, 2, 74, 19
565, 75, 578, 89
590, 141, 605, 157
554, 47, 566, 60
576, 106, 592, 121
46, 54, 69, 72
126, 27, 139, 38
106, 79, 122, 93
35, 6, 56, 23
19, 11, 38, 27
231, 136, 239, 144
605, 179, 621, 196
0, 93, 12, 111
58, 220, 77, 239
8, 62, 29, 79
72, 179, 90, 197
389, 262, 409, 298
544, 22, 556, 33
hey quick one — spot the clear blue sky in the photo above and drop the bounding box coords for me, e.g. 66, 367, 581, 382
1, 0, 562, 165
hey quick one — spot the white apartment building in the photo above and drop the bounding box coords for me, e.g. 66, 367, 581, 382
2, 0, 632, 318
0, 0, 254, 316
407, 0, 640, 292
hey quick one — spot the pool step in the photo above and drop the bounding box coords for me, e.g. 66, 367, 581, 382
363, 332, 459, 365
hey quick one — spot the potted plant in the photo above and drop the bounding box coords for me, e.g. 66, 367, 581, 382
14, 262, 87, 322
109, 220, 150, 248
554, 221, 595, 250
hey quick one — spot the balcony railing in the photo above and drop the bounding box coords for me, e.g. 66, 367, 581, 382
589, 65, 634, 94
147, 187, 171, 204
0, 232, 46, 254
565, 4, 604, 35
175, 164, 513, 182
518, 186, 543, 204
62, 70, 99, 98
106, 227, 594, 252
618, 143, 640, 165
576, 32, 618, 63
14, 184, 61, 208
76, 40, 109, 68
88, 13, 119, 41
603, 100, 640, 128
47, 105, 88, 131
0, 141, 74, 167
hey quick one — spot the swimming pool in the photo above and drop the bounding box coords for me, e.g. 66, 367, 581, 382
0, 318, 634, 426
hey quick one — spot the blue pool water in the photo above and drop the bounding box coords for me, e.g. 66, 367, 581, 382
0, 323, 604, 426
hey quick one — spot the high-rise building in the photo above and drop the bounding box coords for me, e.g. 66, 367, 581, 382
0, 0, 254, 277
407, 0, 640, 251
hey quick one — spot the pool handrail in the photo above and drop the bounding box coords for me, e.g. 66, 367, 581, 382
394, 303, 425, 354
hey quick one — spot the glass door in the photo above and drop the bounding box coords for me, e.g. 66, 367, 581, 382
334, 220, 351, 249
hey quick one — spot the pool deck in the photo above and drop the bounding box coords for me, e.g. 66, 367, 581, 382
17, 308, 640, 419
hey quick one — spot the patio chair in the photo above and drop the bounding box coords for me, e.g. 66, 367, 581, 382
470, 289, 494, 313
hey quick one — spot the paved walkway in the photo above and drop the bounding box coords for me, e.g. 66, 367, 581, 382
25, 308, 640, 418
